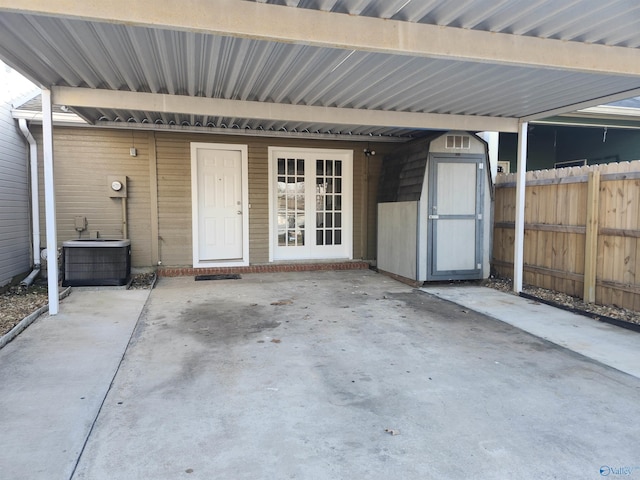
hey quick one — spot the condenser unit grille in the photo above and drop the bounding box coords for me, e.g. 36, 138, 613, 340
62, 240, 131, 286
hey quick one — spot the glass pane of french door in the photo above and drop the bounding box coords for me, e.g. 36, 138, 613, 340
315, 159, 343, 246
277, 157, 305, 247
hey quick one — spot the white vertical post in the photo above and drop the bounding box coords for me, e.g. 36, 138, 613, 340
42, 88, 59, 315
478, 131, 500, 182
513, 121, 528, 293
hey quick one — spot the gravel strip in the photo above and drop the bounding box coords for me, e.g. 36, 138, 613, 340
0, 285, 49, 338
482, 277, 640, 327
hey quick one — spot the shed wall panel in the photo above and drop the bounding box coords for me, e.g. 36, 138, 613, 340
377, 201, 418, 280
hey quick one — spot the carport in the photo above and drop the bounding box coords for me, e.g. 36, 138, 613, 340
1, 0, 640, 313
2, 270, 640, 479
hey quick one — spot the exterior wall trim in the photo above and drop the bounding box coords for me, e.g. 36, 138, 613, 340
190, 142, 250, 268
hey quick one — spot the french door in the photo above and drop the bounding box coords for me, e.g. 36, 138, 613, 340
269, 147, 352, 261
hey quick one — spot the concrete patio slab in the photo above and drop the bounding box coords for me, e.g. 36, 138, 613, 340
421, 285, 640, 379
70, 271, 640, 480
0, 288, 149, 480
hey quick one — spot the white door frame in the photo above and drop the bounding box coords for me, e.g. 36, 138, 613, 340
191, 142, 249, 267
268, 146, 353, 262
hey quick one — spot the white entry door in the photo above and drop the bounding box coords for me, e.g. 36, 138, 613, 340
191, 143, 248, 266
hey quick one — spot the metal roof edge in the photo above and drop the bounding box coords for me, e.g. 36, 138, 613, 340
11, 109, 87, 124
17, 117, 415, 142
532, 117, 640, 130
9, 88, 40, 109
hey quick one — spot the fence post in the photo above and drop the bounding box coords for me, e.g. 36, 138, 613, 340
583, 171, 600, 303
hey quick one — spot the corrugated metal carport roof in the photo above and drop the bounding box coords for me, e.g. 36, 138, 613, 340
256, 0, 640, 47
3, 0, 639, 314
0, 0, 639, 138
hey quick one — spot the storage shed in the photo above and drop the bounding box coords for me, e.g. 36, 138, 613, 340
377, 131, 492, 283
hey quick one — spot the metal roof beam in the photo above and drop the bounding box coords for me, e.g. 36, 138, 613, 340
2, 0, 640, 77
521, 87, 640, 121
51, 86, 520, 133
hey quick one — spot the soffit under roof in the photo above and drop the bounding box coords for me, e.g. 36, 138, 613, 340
0, 0, 639, 139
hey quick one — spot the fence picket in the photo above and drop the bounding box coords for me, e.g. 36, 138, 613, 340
493, 161, 640, 311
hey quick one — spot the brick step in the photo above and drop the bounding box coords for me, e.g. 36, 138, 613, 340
158, 262, 370, 277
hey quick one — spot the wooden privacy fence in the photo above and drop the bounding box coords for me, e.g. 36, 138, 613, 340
493, 160, 640, 311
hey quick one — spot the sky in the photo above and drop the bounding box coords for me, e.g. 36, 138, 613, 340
0, 60, 38, 104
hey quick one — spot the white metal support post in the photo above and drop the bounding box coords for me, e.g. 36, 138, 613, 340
513, 121, 528, 293
478, 131, 500, 181
42, 88, 59, 315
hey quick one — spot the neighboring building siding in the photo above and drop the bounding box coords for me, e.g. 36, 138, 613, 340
35, 126, 388, 269
554, 127, 640, 166
0, 99, 30, 285
499, 125, 640, 172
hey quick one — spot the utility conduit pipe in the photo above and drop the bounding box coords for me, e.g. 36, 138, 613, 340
18, 118, 41, 287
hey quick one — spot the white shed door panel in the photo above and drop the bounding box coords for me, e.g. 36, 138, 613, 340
197, 148, 243, 261
437, 163, 477, 215
436, 219, 476, 271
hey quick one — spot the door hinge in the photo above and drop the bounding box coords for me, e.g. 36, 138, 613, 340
478, 163, 484, 169
477, 263, 481, 270
477, 213, 483, 220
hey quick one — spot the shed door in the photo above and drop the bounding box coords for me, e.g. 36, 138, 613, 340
428, 156, 483, 280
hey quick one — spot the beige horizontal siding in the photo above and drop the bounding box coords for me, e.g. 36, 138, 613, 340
155, 132, 381, 266
40, 127, 385, 269
366, 155, 383, 260
155, 133, 193, 266
34, 127, 152, 267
